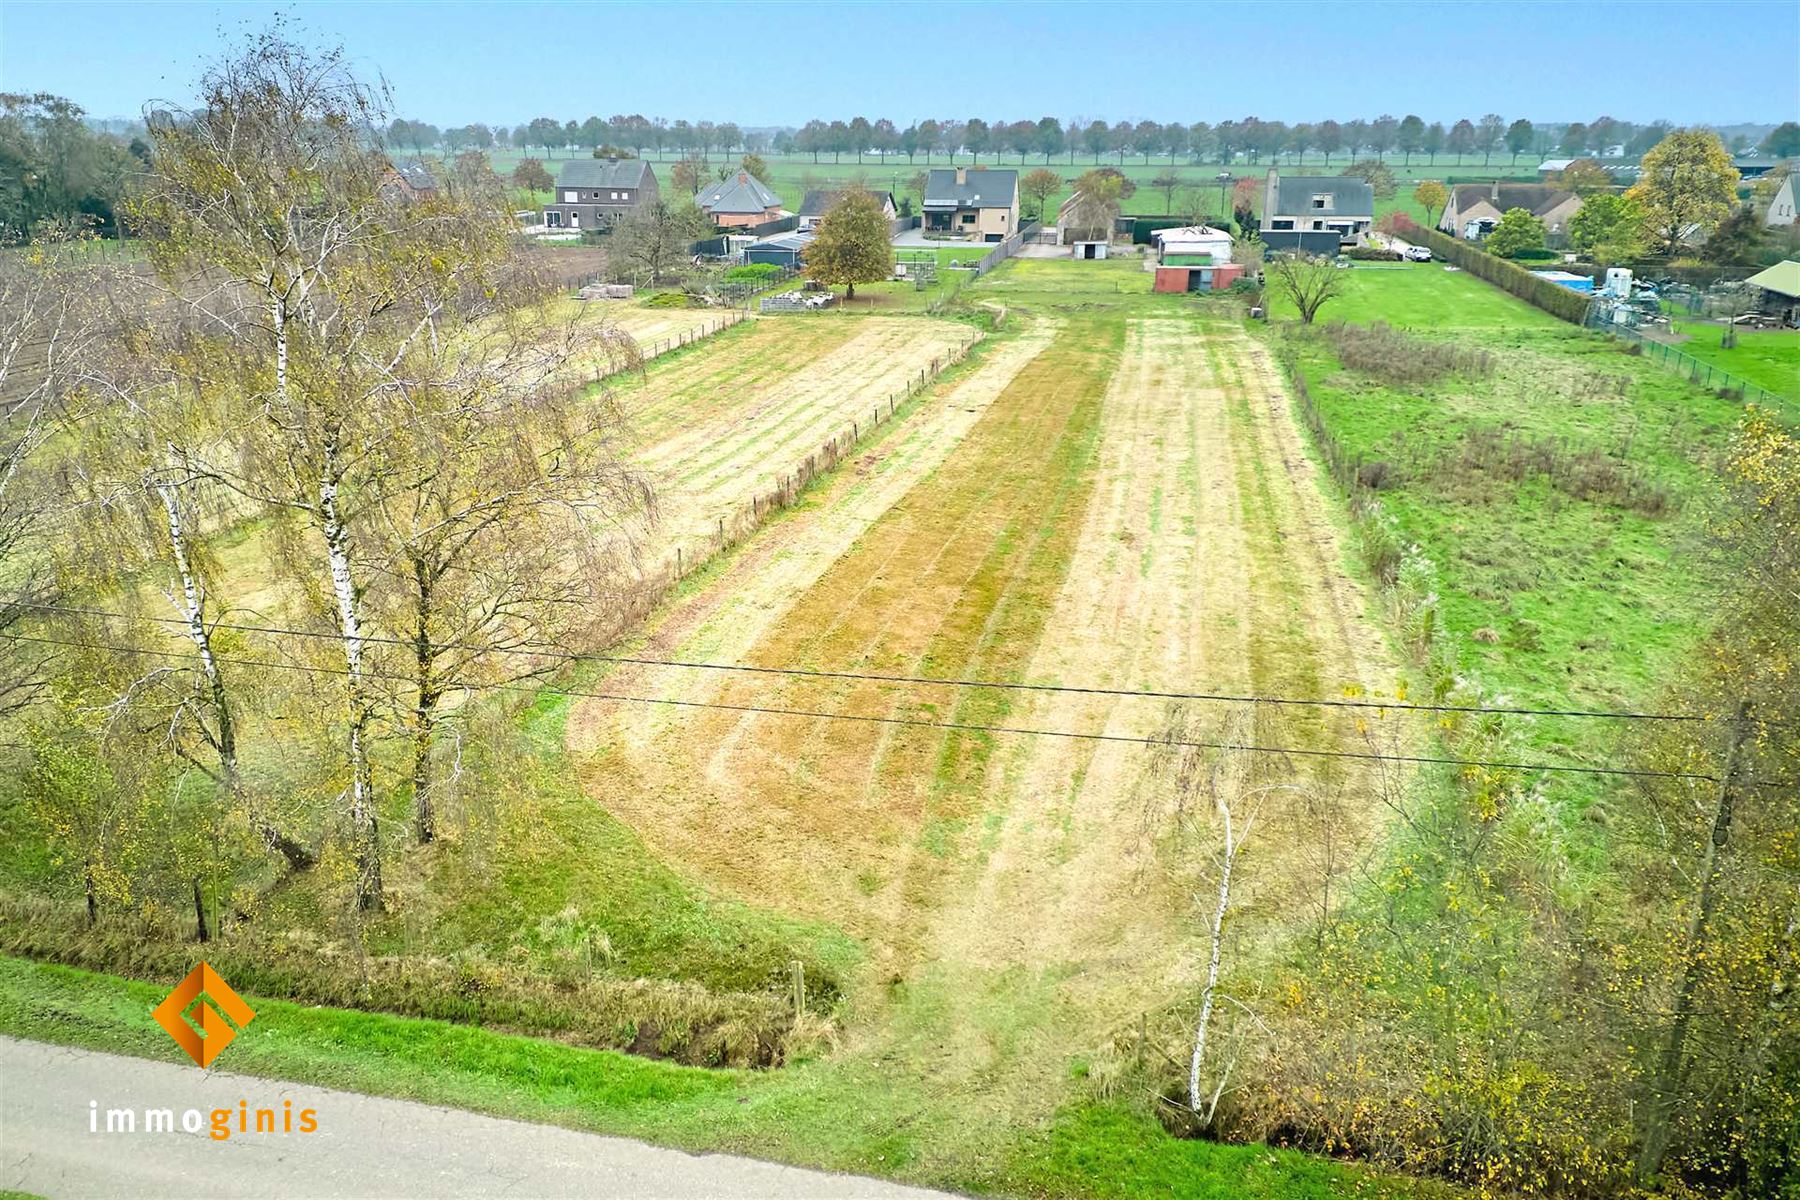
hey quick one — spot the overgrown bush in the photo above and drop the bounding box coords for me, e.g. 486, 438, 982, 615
1344, 247, 1402, 262
1448, 426, 1673, 514
1323, 320, 1496, 388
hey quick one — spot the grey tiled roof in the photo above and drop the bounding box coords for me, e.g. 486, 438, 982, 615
697, 172, 781, 214
555, 158, 655, 189
1271, 175, 1373, 218
923, 168, 1018, 210
390, 160, 437, 191
800, 189, 895, 217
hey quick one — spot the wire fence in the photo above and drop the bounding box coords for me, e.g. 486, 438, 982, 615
1584, 310, 1788, 407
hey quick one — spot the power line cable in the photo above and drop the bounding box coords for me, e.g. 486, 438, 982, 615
10, 631, 1764, 788
18, 600, 1714, 724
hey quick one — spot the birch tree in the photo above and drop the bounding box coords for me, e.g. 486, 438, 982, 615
60, 318, 315, 869
126, 34, 519, 909
364, 256, 652, 843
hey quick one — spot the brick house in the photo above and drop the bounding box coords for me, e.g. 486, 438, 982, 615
543, 157, 659, 231
696, 171, 784, 229
923, 167, 1019, 242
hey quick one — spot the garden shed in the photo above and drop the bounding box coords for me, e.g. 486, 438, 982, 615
1154, 263, 1245, 293
1152, 225, 1234, 266
1744, 260, 1800, 325
1071, 240, 1109, 260
744, 231, 814, 268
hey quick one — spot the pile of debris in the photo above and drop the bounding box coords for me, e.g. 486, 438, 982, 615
577, 283, 635, 301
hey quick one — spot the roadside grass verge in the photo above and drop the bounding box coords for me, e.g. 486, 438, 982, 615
0, 955, 1454, 1199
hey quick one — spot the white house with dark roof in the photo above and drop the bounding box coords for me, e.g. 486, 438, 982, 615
696, 171, 784, 229
1259, 169, 1373, 252
544, 157, 659, 231
923, 167, 1019, 241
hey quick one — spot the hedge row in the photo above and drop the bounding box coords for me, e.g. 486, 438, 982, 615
1414, 227, 1593, 324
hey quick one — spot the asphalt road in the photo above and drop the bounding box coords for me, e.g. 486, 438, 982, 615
0, 1037, 956, 1199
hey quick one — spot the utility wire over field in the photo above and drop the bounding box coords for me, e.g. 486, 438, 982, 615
10, 630, 1781, 789
17, 602, 1718, 724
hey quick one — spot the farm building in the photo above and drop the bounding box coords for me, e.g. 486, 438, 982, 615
1765, 175, 1796, 228
1744, 260, 1800, 325
543, 157, 659, 231
923, 167, 1019, 242
743, 230, 814, 268
798, 189, 896, 231
1071, 240, 1109, 260
1154, 263, 1245, 293
1259, 169, 1372, 252
1151, 225, 1233, 265
1441, 183, 1583, 240
697, 172, 784, 228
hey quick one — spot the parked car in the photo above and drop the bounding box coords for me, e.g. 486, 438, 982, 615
1404, 245, 1432, 262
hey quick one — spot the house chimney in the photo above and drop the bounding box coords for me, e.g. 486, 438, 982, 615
1264, 168, 1279, 225
1491, 180, 1500, 202
956, 167, 967, 186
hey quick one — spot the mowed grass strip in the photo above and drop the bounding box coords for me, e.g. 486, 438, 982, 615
576, 312, 1120, 939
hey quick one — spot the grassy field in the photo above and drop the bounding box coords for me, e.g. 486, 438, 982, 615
1266, 262, 1789, 796
1664, 316, 1800, 399
3, 255, 1466, 1194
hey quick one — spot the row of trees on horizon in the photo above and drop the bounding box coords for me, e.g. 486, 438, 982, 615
388, 113, 1800, 168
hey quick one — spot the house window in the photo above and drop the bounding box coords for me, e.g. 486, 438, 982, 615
1312, 220, 1324, 230
545, 211, 561, 227
562, 190, 578, 203
1311, 194, 1333, 210
961, 212, 976, 225
1271, 219, 1294, 230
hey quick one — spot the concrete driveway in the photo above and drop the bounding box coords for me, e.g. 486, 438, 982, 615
0, 1037, 958, 1199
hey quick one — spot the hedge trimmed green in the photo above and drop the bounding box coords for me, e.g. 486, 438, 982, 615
1414, 228, 1592, 324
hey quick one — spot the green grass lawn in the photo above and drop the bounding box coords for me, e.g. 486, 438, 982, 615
1263, 260, 1570, 329
1665, 317, 1800, 399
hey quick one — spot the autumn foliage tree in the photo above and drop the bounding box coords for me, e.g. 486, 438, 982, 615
806, 189, 892, 300
1627, 129, 1740, 254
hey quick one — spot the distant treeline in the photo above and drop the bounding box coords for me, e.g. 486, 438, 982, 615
391, 113, 1800, 167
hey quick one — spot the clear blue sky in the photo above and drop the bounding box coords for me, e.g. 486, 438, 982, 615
2, 0, 1795, 128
